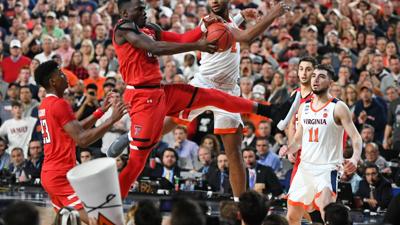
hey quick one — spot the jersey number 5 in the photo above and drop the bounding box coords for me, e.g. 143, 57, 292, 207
308, 128, 319, 142
40, 120, 51, 144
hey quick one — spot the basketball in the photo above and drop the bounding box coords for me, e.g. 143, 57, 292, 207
206, 23, 233, 52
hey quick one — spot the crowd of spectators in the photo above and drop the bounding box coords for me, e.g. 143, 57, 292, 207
0, 0, 400, 222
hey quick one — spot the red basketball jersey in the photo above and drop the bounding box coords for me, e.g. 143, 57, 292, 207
294, 88, 313, 126
113, 20, 162, 86
39, 95, 76, 173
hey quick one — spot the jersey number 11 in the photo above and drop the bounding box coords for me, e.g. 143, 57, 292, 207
308, 128, 319, 142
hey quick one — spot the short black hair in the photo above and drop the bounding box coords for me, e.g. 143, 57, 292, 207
298, 56, 318, 67
11, 100, 22, 108
34, 60, 59, 89
244, 121, 255, 131
162, 148, 179, 161
239, 191, 268, 225
8, 82, 20, 89
171, 198, 206, 225
20, 85, 31, 92
134, 200, 162, 225
118, 0, 131, 12
256, 137, 268, 144
324, 203, 351, 225
262, 214, 289, 225
79, 148, 92, 155
86, 83, 98, 91
105, 76, 117, 83
314, 64, 335, 80
364, 162, 379, 174
3, 201, 40, 225
242, 147, 257, 156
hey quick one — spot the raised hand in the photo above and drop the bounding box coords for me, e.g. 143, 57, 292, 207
271, 0, 292, 17
203, 15, 224, 28
279, 145, 289, 158
100, 92, 116, 113
240, 8, 259, 21
110, 101, 127, 122
343, 158, 357, 174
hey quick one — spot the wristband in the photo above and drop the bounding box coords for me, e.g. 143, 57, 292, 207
93, 108, 104, 119
200, 22, 207, 33
233, 13, 244, 26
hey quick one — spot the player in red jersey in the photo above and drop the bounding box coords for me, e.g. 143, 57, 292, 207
114, 0, 281, 198
34, 61, 126, 223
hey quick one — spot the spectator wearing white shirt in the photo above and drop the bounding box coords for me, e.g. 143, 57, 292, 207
0, 101, 37, 158
34, 35, 55, 63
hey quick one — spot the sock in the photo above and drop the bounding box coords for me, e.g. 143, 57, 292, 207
119, 149, 152, 198
256, 103, 273, 118
233, 196, 240, 202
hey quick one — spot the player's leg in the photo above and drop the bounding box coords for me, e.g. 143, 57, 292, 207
119, 89, 166, 198
78, 209, 89, 224
164, 84, 274, 118
214, 110, 246, 199
314, 170, 338, 222
287, 204, 305, 225
221, 128, 246, 199
286, 163, 316, 225
314, 187, 336, 222
162, 117, 179, 134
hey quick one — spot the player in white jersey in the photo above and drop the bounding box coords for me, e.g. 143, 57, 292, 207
279, 64, 362, 225
167, 1, 290, 200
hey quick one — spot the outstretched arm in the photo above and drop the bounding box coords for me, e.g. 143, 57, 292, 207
160, 27, 203, 43
229, 2, 289, 42
115, 22, 216, 55
78, 93, 113, 129
336, 101, 362, 173
64, 102, 126, 148
279, 103, 304, 157
148, 17, 222, 43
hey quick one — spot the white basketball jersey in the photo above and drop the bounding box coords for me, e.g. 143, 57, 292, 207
197, 17, 240, 87
300, 98, 344, 165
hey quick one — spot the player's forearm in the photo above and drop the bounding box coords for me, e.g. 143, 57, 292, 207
77, 119, 115, 147
79, 115, 98, 130
233, 13, 244, 26
74, 104, 87, 120
160, 27, 202, 43
287, 117, 296, 143
350, 133, 362, 163
287, 141, 301, 155
151, 41, 200, 55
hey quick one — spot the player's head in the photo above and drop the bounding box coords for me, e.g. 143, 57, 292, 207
207, 0, 229, 16
311, 64, 335, 96
298, 56, 318, 85
34, 60, 68, 97
118, 0, 147, 27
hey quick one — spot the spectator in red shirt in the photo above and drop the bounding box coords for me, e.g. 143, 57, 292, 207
1, 40, 31, 83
